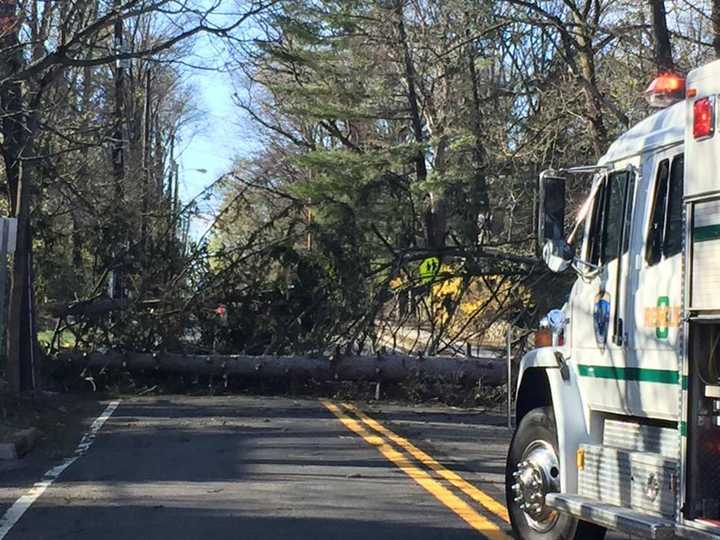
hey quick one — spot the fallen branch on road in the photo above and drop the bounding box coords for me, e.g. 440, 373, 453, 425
56, 351, 504, 386
42, 297, 162, 319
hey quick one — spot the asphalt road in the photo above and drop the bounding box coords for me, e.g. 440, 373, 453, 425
0, 395, 631, 539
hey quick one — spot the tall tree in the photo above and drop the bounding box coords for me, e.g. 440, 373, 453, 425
649, 0, 674, 72
0, 0, 276, 392
712, 0, 720, 58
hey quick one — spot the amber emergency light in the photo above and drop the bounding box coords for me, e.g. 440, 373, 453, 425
645, 73, 686, 108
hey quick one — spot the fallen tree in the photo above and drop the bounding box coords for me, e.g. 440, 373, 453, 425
42, 297, 163, 320
56, 351, 505, 386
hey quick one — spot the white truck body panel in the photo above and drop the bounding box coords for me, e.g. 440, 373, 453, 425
513, 61, 720, 537
685, 60, 720, 201
517, 348, 590, 493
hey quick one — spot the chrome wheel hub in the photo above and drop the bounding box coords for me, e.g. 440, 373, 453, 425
511, 440, 561, 532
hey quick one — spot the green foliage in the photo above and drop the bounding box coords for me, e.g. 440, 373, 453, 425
29, 1, 720, 356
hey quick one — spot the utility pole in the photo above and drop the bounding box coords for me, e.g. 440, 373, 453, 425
1, 0, 36, 393
111, 0, 125, 198
109, 0, 125, 300
141, 67, 151, 257
167, 134, 175, 213
167, 134, 179, 241
172, 160, 180, 238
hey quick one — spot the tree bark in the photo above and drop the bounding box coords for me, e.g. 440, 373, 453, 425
712, 0, 720, 58
0, 2, 37, 393
648, 0, 674, 72
393, 1, 444, 250
58, 351, 505, 386
572, 11, 608, 156
6, 166, 35, 393
465, 35, 490, 243
394, 1, 425, 185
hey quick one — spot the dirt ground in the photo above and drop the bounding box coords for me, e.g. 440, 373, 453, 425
0, 389, 103, 459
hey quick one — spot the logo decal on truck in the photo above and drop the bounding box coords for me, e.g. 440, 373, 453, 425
656, 296, 670, 339
593, 291, 611, 347
643, 296, 681, 339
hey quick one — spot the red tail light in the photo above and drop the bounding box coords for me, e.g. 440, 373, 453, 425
694, 97, 715, 140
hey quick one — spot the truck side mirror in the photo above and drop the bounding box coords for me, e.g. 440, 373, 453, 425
537, 172, 566, 255
542, 238, 575, 273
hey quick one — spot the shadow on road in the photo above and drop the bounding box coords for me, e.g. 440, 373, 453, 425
0, 395, 512, 540
8, 505, 491, 540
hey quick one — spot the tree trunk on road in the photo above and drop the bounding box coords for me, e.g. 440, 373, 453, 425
58, 351, 505, 386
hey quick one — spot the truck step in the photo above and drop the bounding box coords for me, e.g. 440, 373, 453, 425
579, 442, 678, 518
545, 493, 676, 539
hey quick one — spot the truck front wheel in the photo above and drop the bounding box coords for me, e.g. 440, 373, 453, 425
505, 406, 605, 540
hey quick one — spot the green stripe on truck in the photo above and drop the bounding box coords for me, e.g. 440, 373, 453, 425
577, 365, 680, 384
694, 223, 720, 242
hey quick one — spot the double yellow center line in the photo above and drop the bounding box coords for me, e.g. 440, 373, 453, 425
321, 400, 510, 539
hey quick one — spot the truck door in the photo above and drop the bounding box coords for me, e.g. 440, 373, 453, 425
571, 167, 637, 416
630, 151, 683, 420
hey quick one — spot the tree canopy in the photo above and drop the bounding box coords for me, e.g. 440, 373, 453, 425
5, 1, 719, 385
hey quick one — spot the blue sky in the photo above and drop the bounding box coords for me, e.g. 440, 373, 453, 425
172, 31, 256, 239
176, 67, 240, 202
170, 9, 268, 239
174, 27, 260, 205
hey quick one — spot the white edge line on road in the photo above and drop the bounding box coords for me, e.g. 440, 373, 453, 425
0, 400, 120, 539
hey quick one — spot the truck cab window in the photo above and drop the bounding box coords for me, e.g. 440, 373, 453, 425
647, 154, 684, 265
622, 172, 636, 254
586, 171, 634, 267
601, 172, 629, 265
647, 159, 669, 265
587, 180, 606, 265
664, 155, 684, 258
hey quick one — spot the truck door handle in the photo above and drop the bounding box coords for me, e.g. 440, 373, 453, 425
613, 318, 624, 346
554, 351, 570, 381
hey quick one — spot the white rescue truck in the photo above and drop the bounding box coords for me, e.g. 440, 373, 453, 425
507, 61, 720, 540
